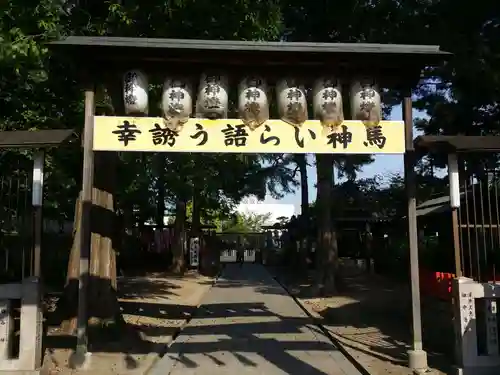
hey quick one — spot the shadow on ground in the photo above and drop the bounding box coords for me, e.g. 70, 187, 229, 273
118, 277, 182, 300
46, 270, 352, 375
269, 264, 455, 375
151, 264, 359, 375
42, 262, 453, 375
42, 270, 212, 372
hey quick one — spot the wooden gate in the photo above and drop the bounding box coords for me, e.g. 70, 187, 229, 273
217, 232, 265, 263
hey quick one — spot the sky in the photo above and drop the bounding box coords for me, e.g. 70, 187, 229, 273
256, 104, 432, 217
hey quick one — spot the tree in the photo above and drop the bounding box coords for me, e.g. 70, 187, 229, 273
0, 0, 90, 331
276, 216, 289, 227
280, 0, 438, 291
413, 0, 500, 179
222, 212, 272, 233
314, 154, 336, 293
162, 152, 296, 273
286, 154, 311, 267
63, 88, 124, 334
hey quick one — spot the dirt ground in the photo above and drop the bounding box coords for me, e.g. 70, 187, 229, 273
276, 263, 455, 375
42, 270, 215, 375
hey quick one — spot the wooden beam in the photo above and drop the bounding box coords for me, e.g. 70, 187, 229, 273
0, 129, 74, 149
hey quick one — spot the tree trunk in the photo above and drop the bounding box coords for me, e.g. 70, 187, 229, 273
192, 190, 209, 274
297, 154, 309, 268
314, 154, 338, 295
62, 151, 122, 336
155, 154, 165, 230
364, 222, 373, 273
191, 190, 201, 236
171, 200, 186, 274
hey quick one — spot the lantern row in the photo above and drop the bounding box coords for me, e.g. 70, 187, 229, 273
123, 70, 382, 131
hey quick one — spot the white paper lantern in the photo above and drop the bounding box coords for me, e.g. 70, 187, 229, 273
123, 69, 149, 115
276, 78, 308, 126
350, 80, 381, 124
162, 77, 193, 131
312, 78, 343, 129
196, 73, 229, 119
238, 76, 269, 130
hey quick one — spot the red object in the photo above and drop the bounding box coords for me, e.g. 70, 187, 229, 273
419, 269, 500, 300
419, 269, 500, 301
419, 269, 454, 300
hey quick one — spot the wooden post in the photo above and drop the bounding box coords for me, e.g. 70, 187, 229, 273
32, 150, 44, 278
448, 153, 463, 278
74, 85, 95, 364
452, 208, 462, 278
403, 96, 428, 373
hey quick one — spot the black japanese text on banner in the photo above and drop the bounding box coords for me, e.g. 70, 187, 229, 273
94, 117, 404, 154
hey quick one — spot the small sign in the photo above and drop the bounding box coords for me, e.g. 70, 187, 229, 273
189, 237, 200, 267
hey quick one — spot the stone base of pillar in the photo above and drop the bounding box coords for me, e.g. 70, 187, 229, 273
408, 349, 428, 374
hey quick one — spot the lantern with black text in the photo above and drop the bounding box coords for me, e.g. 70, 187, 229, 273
196, 73, 228, 119
162, 77, 193, 131
123, 69, 149, 115
276, 78, 308, 126
238, 76, 269, 130
350, 79, 381, 124
312, 78, 343, 131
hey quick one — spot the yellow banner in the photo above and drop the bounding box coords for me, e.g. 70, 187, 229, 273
93, 117, 404, 154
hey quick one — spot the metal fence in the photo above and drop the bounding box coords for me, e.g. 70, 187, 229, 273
456, 173, 500, 282
0, 154, 34, 283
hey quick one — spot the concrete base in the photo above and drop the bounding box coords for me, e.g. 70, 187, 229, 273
408, 349, 428, 374
455, 366, 500, 375
68, 351, 92, 370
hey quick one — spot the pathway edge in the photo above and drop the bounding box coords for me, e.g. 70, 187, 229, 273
269, 268, 374, 375
144, 267, 223, 375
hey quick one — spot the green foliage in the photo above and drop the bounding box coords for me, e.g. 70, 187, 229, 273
0, 0, 82, 224
67, 0, 283, 40
0, 0, 295, 232
220, 211, 272, 233
411, 1, 500, 174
